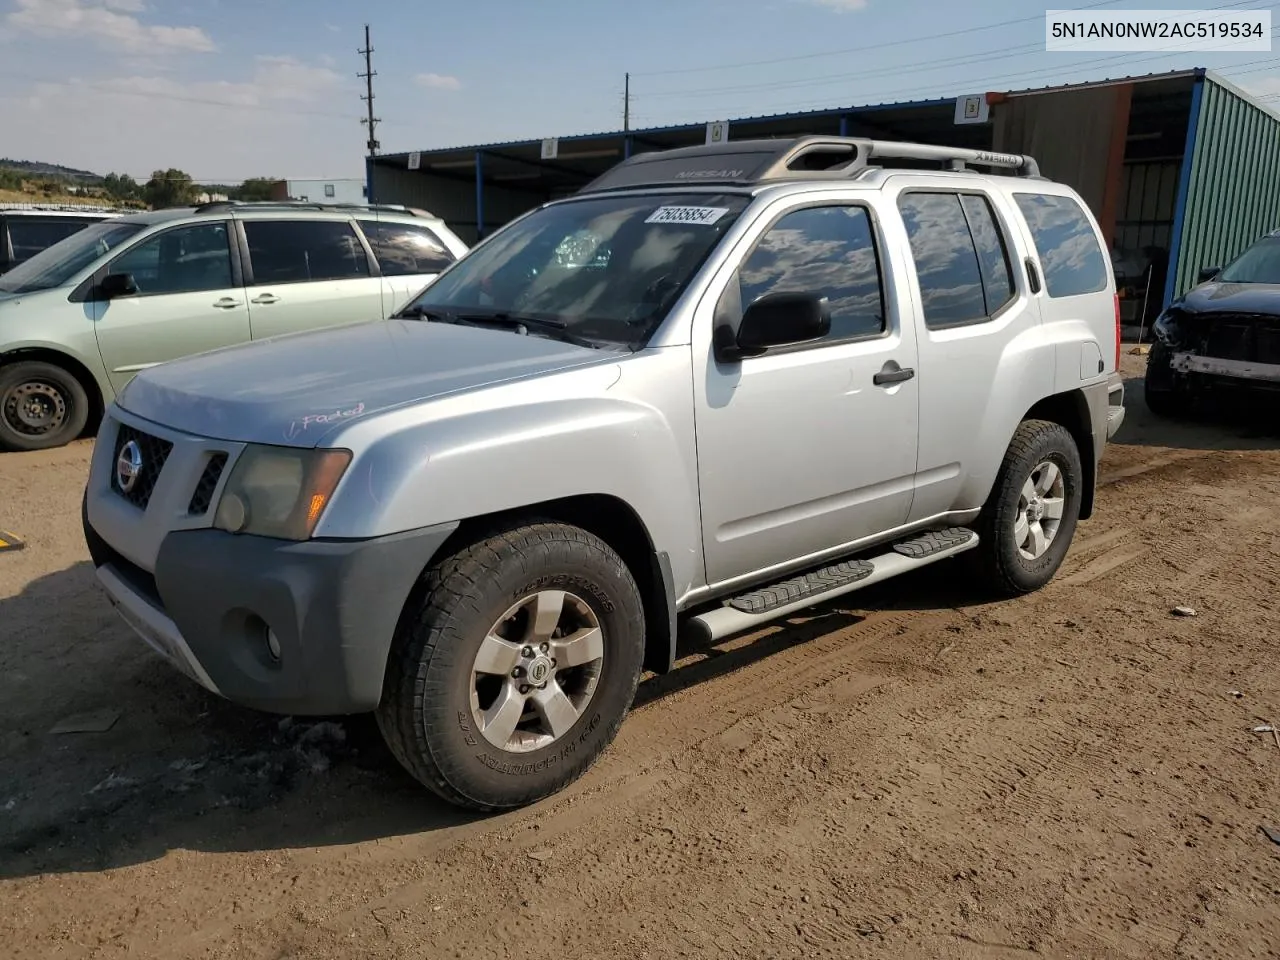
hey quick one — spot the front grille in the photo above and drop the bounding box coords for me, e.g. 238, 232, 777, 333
187, 452, 228, 515
111, 424, 173, 510
1196, 314, 1280, 365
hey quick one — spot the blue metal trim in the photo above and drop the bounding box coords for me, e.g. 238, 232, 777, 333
839, 115, 848, 136
364, 155, 374, 205
1165, 74, 1206, 308
475, 151, 485, 239
624, 136, 632, 160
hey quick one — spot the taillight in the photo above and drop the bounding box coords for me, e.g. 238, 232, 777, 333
1114, 293, 1121, 371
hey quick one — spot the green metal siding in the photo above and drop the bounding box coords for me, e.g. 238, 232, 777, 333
1173, 77, 1280, 297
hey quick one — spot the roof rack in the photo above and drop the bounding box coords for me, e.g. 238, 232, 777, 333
191, 199, 437, 218
577, 136, 1042, 194
0, 202, 124, 214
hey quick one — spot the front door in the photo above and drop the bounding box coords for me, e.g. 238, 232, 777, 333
240, 218, 386, 341
693, 200, 921, 587
93, 221, 250, 394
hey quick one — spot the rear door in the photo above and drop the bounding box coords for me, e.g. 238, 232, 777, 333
885, 178, 1050, 522
238, 217, 385, 340
92, 220, 250, 393
356, 218, 458, 316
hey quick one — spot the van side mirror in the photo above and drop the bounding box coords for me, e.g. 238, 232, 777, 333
99, 273, 138, 299
715, 292, 831, 362
1197, 266, 1220, 284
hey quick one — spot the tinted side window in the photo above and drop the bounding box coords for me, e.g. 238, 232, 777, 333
959, 194, 1015, 315
358, 221, 455, 276
108, 222, 234, 296
244, 220, 370, 284
8, 219, 93, 262
738, 205, 884, 342
1014, 193, 1108, 297
898, 192, 987, 328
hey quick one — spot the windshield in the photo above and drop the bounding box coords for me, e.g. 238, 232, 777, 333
1216, 236, 1280, 285
0, 221, 145, 295
400, 192, 752, 347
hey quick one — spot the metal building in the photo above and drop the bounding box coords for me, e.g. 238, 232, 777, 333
368, 67, 1280, 316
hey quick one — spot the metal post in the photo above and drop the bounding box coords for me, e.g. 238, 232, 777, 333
624, 72, 631, 135
624, 136, 632, 160
839, 115, 848, 137
475, 151, 485, 240
1164, 72, 1206, 309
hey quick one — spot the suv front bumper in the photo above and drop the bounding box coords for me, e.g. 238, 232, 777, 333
84, 501, 458, 715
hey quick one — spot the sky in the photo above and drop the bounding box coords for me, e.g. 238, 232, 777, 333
0, 0, 1277, 184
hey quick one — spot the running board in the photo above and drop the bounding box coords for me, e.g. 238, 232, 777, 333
684, 527, 979, 643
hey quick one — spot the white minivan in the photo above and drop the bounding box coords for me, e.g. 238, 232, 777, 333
0, 201, 467, 450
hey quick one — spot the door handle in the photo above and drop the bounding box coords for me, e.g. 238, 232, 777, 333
251, 293, 279, 305
1025, 257, 1042, 294
873, 365, 915, 386
212, 298, 241, 309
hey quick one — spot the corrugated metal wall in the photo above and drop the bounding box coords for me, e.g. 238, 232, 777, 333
992, 85, 1127, 224
368, 164, 542, 245
1171, 76, 1280, 299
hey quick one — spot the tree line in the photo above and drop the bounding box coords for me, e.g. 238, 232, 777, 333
1, 164, 279, 209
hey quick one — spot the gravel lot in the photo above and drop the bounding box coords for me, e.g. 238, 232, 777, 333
2, 353, 1279, 959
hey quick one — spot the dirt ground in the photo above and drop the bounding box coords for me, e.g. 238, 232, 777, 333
2, 352, 1280, 959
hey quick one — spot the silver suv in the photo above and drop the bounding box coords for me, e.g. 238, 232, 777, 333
0, 201, 466, 451
83, 137, 1126, 811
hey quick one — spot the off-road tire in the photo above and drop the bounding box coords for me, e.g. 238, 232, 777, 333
1143, 342, 1191, 418
377, 521, 646, 811
970, 419, 1083, 598
0, 361, 91, 452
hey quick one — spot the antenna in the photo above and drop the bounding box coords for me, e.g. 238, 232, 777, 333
358, 24, 380, 156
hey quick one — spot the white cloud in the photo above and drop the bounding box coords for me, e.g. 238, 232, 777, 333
2, 56, 354, 181
5, 0, 214, 54
416, 72, 462, 92
806, 0, 869, 10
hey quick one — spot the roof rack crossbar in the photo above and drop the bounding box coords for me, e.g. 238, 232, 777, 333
191, 200, 436, 217
577, 135, 1041, 194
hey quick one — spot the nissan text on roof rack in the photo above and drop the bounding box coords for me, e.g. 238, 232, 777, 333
0, 201, 467, 451
82, 137, 1126, 811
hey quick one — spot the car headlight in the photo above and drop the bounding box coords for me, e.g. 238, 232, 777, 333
1151, 309, 1181, 344
213, 445, 351, 540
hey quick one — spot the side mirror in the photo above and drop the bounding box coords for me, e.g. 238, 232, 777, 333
1197, 266, 1220, 284
717, 292, 831, 362
99, 272, 138, 299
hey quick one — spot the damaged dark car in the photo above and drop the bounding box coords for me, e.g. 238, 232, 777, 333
1146, 230, 1280, 416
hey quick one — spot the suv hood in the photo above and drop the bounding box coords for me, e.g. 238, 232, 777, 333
1177, 281, 1280, 316
117, 319, 615, 447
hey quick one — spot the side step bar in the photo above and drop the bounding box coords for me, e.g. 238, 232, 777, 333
684, 527, 979, 644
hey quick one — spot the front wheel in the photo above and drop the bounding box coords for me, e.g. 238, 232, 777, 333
0, 361, 91, 452
377, 521, 646, 811
970, 419, 1084, 597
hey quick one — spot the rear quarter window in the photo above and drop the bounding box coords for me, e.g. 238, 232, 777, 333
1014, 193, 1109, 298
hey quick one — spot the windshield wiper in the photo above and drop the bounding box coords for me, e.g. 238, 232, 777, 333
456, 311, 568, 333
394, 303, 450, 321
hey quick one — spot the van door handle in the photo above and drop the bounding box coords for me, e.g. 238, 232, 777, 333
212, 298, 241, 309
873, 365, 915, 386
251, 293, 279, 305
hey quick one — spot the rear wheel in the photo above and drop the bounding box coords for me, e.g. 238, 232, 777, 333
0, 361, 91, 452
377, 521, 646, 811
970, 419, 1083, 597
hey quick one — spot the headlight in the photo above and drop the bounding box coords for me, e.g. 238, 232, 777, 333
213, 445, 351, 540
1151, 309, 1181, 344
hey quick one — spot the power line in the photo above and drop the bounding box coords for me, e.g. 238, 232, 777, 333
651, 30, 1280, 124
630, 0, 1129, 78
358, 23, 381, 156
637, 0, 1272, 111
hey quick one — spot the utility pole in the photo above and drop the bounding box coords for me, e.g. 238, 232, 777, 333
623, 72, 631, 134
358, 24, 380, 156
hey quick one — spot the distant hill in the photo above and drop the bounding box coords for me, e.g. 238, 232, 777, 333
0, 158, 101, 181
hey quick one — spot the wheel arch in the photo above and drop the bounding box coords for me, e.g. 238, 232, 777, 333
0, 345, 108, 436
437, 493, 678, 675
1021, 389, 1095, 519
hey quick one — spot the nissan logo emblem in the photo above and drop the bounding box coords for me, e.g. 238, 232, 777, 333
116, 440, 144, 493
